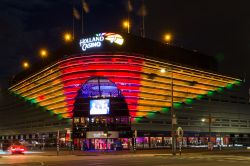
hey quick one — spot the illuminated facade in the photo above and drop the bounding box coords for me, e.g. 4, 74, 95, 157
0, 33, 246, 149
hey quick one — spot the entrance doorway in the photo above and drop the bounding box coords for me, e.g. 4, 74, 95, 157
90, 138, 114, 150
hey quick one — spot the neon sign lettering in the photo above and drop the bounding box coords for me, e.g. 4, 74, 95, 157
79, 33, 124, 51
79, 34, 104, 51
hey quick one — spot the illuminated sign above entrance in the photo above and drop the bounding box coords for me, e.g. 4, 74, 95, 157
86, 131, 119, 138
79, 33, 124, 51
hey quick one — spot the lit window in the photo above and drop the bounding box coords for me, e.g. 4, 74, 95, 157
74, 118, 80, 123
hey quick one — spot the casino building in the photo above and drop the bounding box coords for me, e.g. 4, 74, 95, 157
0, 32, 248, 150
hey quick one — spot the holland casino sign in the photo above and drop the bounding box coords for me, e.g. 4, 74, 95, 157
79, 33, 124, 51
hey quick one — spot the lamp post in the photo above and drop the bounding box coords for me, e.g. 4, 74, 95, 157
164, 33, 172, 44
208, 113, 211, 143
161, 68, 176, 155
201, 113, 215, 150
63, 32, 73, 42
170, 70, 177, 155
22, 61, 30, 69
57, 130, 60, 156
122, 20, 130, 33
39, 48, 48, 64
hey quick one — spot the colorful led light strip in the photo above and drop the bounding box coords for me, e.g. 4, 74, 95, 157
9, 54, 241, 122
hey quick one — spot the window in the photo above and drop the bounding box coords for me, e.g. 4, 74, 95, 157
74, 117, 80, 123
80, 117, 85, 124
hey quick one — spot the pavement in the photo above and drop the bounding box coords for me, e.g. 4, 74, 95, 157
2, 147, 250, 156
1, 150, 250, 166
1, 148, 250, 166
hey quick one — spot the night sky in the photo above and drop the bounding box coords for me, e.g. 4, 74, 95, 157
1, 0, 250, 92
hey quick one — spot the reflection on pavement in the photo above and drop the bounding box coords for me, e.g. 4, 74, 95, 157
0, 150, 44, 155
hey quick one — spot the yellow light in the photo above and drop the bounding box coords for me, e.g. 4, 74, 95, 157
40, 49, 48, 58
123, 20, 130, 28
201, 118, 206, 122
22, 61, 29, 69
160, 68, 166, 73
164, 33, 172, 43
122, 20, 130, 33
105, 33, 124, 45
63, 33, 72, 42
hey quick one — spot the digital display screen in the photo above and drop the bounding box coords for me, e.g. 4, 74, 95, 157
90, 99, 110, 115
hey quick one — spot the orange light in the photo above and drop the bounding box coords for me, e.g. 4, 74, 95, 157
40, 49, 48, 58
164, 33, 172, 43
123, 21, 130, 28
122, 20, 130, 33
22, 61, 29, 69
63, 33, 73, 42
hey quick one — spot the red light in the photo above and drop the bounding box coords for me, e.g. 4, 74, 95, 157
60, 55, 144, 118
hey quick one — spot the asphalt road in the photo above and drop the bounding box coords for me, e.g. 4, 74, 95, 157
1, 153, 250, 166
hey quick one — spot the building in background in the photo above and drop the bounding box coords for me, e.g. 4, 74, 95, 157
0, 32, 247, 150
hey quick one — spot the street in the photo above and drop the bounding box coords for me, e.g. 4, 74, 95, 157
1, 150, 250, 166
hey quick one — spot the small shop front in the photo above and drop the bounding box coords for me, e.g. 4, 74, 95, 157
84, 131, 121, 150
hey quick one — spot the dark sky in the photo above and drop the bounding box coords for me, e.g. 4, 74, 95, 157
1, 0, 250, 90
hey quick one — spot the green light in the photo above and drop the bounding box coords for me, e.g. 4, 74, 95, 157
196, 94, 204, 100
162, 107, 170, 113
66, 118, 72, 123
217, 87, 224, 93
147, 112, 156, 118
47, 110, 54, 116
207, 91, 214, 97
173, 102, 182, 109
135, 117, 142, 123
26, 98, 36, 104
235, 80, 242, 86
185, 98, 193, 104
226, 83, 234, 89
57, 114, 64, 120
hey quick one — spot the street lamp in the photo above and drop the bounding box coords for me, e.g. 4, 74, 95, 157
39, 49, 48, 59
161, 68, 177, 155
122, 20, 130, 33
22, 61, 30, 69
164, 33, 172, 44
63, 33, 73, 42
201, 114, 215, 150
